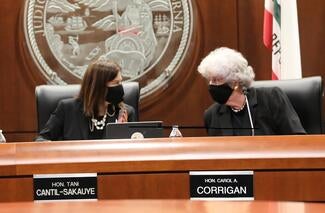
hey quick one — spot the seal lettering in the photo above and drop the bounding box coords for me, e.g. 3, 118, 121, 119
24, 0, 193, 98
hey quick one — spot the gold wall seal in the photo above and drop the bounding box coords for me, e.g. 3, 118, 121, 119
24, 0, 193, 98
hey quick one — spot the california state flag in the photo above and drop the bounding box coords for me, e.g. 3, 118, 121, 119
263, 0, 302, 80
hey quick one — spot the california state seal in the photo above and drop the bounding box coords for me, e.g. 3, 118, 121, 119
24, 0, 193, 98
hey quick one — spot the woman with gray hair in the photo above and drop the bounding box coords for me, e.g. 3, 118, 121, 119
198, 47, 305, 136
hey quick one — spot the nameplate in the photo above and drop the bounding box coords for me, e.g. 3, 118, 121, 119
190, 171, 254, 200
33, 173, 97, 201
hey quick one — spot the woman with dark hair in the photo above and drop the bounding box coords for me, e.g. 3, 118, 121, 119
36, 59, 135, 141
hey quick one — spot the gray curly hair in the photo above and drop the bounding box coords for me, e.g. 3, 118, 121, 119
198, 47, 255, 88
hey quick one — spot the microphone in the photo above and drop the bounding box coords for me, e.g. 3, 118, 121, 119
244, 91, 255, 136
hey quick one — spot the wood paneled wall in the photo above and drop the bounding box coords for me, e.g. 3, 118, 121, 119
0, 0, 324, 142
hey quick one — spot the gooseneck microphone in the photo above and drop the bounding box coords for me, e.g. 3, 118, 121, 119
243, 89, 255, 136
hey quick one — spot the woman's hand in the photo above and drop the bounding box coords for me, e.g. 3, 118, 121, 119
117, 108, 128, 123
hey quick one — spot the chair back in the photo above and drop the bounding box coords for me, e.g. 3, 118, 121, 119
252, 76, 323, 134
35, 82, 139, 132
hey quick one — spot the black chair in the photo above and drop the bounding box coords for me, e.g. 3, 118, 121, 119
35, 82, 139, 132
252, 76, 323, 134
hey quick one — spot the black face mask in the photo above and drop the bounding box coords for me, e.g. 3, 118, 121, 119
209, 83, 233, 104
106, 84, 124, 105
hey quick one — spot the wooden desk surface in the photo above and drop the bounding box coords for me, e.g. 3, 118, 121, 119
0, 135, 325, 175
1, 135, 325, 202
0, 200, 324, 213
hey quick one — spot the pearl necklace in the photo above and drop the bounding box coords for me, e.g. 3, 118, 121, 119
90, 113, 107, 131
231, 96, 247, 113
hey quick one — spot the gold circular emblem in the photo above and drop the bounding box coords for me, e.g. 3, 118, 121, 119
131, 132, 144, 139
24, 0, 193, 98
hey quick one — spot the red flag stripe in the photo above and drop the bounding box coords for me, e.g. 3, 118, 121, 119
272, 71, 279, 80
263, 10, 273, 49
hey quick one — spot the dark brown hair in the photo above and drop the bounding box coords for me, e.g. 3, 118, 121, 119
78, 59, 121, 117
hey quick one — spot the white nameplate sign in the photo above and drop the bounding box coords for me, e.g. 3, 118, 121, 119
33, 173, 97, 201
190, 171, 254, 200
